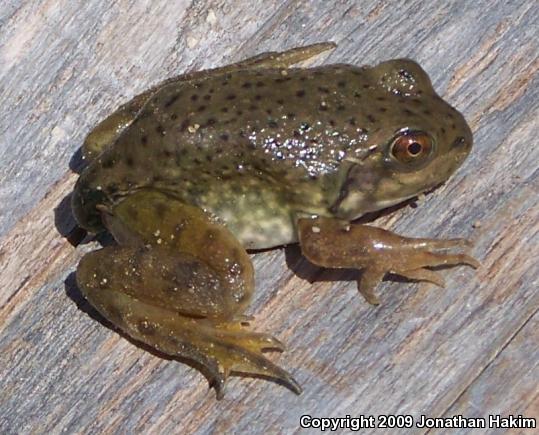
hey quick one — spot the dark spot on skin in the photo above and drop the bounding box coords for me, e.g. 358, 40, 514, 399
354, 92, 361, 98
101, 157, 115, 168
268, 120, 278, 128
206, 118, 216, 126
125, 156, 134, 167
154, 202, 168, 218
221, 107, 229, 113
337, 105, 346, 111
203, 94, 211, 101
337, 80, 346, 88
379, 107, 387, 112
190, 94, 198, 101
296, 90, 305, 97
220, 133, 229, 141
254, 95, 262, 101
242, 82, 252, 88
174, 221, 186, 235
205, 229, 217, 242
194, 158, 202, 165
441, 127, 446, 134
264, 108, 271, 114
276, 98, 284, 105
137, 320, 157, 336
403, 109, 414, 116
171, 113, 178, 120
163, 150, 173, 158
141, 135, 148, 146
287, 113, 295, 119
156, 125, 165, 136
293, 130, 301, 139
129, 207, 139, 220
180, 119, 190, 131
376, 96, 386, 102
164, 94, 180, 108
423, 109, 431, 115
318, 86, 329, 94
197, 105, 206, 112
348, 117, 356, 126
451, 122, 457, 129
249, 105, 258, 111
226, 94, 237, 100
367, 114, 376, 123
274, 77, 285, 83
236, 110, 243, 116
329, 119, 336, 127
152, 175, 163, 183
256, 81, 265, 87
363, 84, 370, 89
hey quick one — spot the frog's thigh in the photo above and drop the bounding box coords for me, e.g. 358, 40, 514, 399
78, 190, 301, 397
297, 217, 479, 305
103, 189, 257, 319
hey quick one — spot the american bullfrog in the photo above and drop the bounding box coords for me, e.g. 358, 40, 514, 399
72, 42, 478, 398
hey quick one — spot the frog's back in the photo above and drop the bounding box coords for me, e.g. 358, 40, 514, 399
122, 65, 375, 180
76, 65, 379, 231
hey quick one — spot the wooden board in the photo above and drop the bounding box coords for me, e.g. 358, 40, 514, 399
0, 0, 537, 433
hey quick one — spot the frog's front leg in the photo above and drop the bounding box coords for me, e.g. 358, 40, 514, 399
76, 190, 300, 398
297, 217, 479, 305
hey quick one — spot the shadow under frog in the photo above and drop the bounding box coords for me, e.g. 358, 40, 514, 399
57, 42, 479, 399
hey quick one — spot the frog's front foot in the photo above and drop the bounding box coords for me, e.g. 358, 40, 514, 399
297, 217, 479, 305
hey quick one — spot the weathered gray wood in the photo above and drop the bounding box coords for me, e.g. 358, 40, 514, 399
0, 0, 537, 434
438, 311, 538, 435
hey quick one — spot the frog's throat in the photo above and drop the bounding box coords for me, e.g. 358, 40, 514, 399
340, 191, 419, 220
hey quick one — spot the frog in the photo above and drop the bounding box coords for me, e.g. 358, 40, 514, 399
72, 42, 479, 398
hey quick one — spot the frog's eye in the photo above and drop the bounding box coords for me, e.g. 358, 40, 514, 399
390, 131, 433, 164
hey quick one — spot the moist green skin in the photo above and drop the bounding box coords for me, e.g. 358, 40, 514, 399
73, 60, 472, 249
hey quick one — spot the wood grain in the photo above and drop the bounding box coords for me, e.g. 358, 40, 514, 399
0, 1, 537, 434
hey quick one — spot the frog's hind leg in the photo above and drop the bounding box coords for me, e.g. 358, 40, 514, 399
76, 190, 300, 398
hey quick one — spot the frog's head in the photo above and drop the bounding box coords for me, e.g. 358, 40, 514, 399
331, 59, 473, 219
